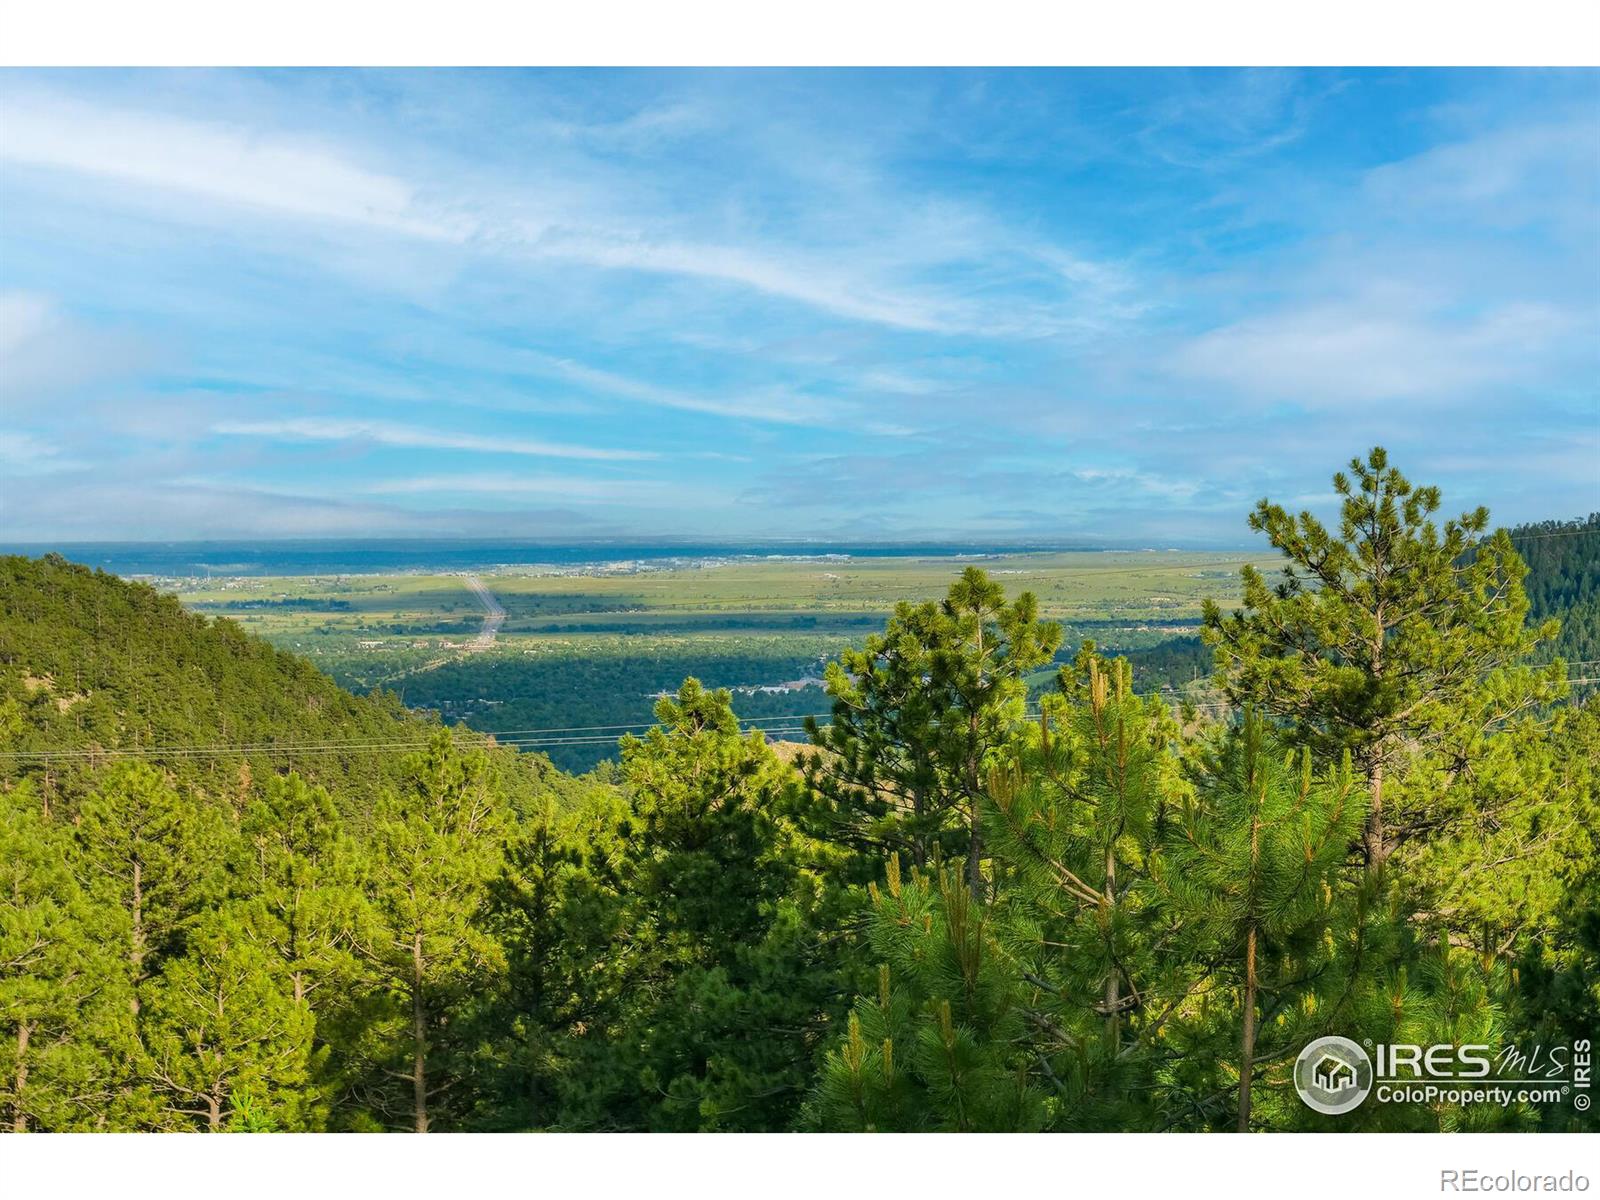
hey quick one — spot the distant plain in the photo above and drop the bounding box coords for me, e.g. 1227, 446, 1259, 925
156, 550, 1273, 769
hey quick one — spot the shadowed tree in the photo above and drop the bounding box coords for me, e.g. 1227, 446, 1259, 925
569, 679, 844, 1131
467, 776, 633, 1130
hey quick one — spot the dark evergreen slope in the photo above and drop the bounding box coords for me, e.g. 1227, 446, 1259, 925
1517, 513, 1600, 616
0, 554, 568, 812
1511, 514, 1600, 667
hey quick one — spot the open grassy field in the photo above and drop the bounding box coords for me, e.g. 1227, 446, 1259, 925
169, 550, 1270, 769
175, 550, 1272, 639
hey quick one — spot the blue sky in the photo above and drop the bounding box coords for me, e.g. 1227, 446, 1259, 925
1, 68, 1596, 544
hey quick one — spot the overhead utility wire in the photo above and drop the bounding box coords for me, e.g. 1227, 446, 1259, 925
7, 680, 1597, 763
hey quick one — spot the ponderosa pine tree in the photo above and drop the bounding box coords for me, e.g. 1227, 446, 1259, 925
354, 733, 508, 1132
812, 856, 1046, 1132
817, 649, 1191, 1133
141, 904, 316, 1131
469, 775, 633, 1130
803, 568, 1061, 895
981, 648, 1185, 1124
0, 783, 134, 1131
237, 773, 359, 1012
73, 763, 227, 1017
577, 679, 842, 1131
1202, 447, 1564, 872
1162, 713, 1362, 1130
1392, 701, 1600, 964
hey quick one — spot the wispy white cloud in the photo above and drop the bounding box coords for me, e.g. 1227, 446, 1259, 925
530, 231, 961, 334
0, 93, 468, 241
0, 290, 55, 357
1363, 113, 1600, 232
1068, 466, 1206, 502
2, 478, 622, 540
510, 350, 837, 424
0, 430, 87, 475
1170, 295, 1584, 405
210, 417, 654, 461
0, 289, 156, 406
0, 87, 1130, 339
1132, 69, 1319, 170
1144, 106, 1600, 415
2, 71, 1594, 543
361, 473, 688, 502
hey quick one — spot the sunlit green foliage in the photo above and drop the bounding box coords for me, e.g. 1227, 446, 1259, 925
1, 456, 1595, 1133
1203, 448, 1565, 871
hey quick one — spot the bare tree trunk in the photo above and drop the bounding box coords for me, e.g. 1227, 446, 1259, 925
289, 894, 308, 1006
1364, 756, 1387, 872
207, 1093, 222, 1131
130, 860, 144, 1016
967, 716, 985, 900
411, 933, 428, 1133
967, 623, 985, 900
12, 1022, 29, 1133
1366, 598, 1388, 874
1237, 924, 1258, 1132
966, 813, 983, 901
910, 787, 927, 870
1103, 845, 1119, 1053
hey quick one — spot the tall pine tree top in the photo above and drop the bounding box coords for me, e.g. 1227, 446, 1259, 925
1202, 447, 1563, 870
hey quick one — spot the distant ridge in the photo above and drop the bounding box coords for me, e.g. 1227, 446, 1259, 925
0, 539, 1246, 578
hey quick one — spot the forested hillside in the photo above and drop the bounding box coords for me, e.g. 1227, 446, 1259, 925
1512, 513, 1600, 668
2, 554, 464, 805
2, 453, 1597, 1133
394, 639, 832, 772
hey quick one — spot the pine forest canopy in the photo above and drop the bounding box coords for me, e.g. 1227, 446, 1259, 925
1, 450, 1596, 1133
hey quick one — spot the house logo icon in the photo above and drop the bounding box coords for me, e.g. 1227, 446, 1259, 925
1294, 1036, 1374, 1115
1313, 1053, 1357, 1092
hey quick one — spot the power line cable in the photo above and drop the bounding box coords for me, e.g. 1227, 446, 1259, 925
7, 678, 1595, 763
